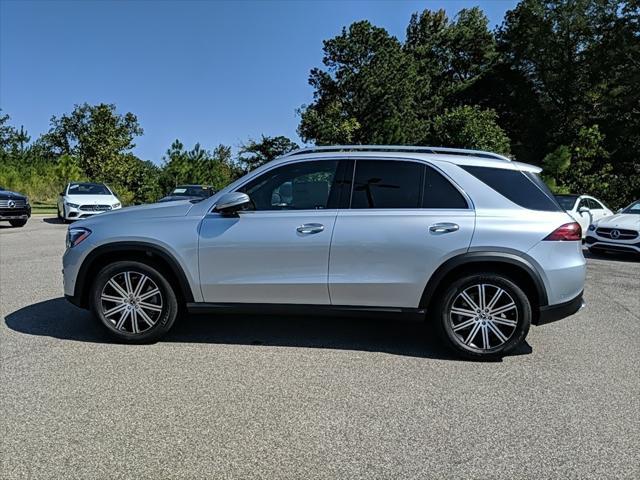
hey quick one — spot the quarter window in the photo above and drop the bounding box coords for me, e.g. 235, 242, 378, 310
462, 166, 562, 212
238, 160, 339, 211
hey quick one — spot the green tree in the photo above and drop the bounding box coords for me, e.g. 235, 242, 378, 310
238, 135, 299, 172
542, 145, 572, 192
298, 21, 423, 145
40, 103, 143, 178
430, 106, 511, 154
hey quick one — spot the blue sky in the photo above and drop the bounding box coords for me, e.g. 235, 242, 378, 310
1, 0, 517, 163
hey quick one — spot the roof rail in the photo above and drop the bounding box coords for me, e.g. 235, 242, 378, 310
284, 145, 512, 162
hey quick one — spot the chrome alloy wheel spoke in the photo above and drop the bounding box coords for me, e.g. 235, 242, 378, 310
100, 271, 163, 335
449, 283, 519, 351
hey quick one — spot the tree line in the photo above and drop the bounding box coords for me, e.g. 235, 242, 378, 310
1, 0, 638, 207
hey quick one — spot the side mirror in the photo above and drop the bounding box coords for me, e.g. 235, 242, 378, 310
59, 192, 64, 196
213, 192, 251, 215
578, 206, 590, 214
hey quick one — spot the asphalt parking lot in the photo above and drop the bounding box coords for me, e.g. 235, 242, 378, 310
1, 217, 638, 479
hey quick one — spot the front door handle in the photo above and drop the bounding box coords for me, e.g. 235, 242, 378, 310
429, 222, 459, 234
297, 223, 324, 235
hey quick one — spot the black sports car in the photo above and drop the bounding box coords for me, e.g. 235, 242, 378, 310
0, 186, 31, 227
159, 185, 216, 203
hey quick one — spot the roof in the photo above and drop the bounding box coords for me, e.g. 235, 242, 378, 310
276, 145, 542, 173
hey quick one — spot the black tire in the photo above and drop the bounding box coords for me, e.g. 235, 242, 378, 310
90, 260, 179, 343
435, 273, 532, 360
9, 219, 27, 227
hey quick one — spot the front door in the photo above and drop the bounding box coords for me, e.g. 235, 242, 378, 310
329, 159, 475, 308
198, 159, 342, 304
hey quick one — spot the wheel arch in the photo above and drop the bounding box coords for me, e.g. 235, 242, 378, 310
420, 252, 548, 315
73, 242, 195, 308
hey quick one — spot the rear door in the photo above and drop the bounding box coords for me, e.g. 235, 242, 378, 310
328, 159, 475, 308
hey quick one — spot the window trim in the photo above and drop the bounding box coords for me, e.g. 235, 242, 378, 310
230, 156, 473, 212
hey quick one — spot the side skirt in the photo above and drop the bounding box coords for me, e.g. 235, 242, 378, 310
186, 303, 426, 320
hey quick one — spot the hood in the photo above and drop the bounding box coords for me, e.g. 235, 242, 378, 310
595, 213, 640, 230
74, 200, 194, 227
0, 189, 27, 200
65, 194, 118, 204
158, 195, 205, 203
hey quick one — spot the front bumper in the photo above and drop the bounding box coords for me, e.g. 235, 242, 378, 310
535, 291, 585, 325
64, 205, 120, 220
585, 234, 640, 254
0, 206, 31, 220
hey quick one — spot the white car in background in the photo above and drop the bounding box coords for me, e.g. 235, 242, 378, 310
57, 182, 122, 222
554, 194, 613, 238
586, 199, 640, 255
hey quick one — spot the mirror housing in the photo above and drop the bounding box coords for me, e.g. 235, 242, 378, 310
578, 206, 590, 214
213, 192, 251, 215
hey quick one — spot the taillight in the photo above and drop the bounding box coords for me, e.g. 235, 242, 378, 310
544, 222, 582, 241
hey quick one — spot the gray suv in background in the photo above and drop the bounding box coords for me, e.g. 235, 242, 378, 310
62, 146, 586, 359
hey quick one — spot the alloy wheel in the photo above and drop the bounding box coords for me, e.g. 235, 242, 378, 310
449, 283, 518, 351
100, 271, 163, 334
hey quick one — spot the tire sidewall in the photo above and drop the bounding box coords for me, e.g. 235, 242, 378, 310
438, 274, 531, 359
91, 261, 178, 343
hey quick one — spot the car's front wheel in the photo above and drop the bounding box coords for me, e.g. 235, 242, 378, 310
436, 273, 531, 360
90, 261, 178, 343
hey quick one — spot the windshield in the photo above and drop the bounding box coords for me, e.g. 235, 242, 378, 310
170, 186, 211, 197
621, 200, 640, 214
68, 183, 111, 195
554, 195, 578, 210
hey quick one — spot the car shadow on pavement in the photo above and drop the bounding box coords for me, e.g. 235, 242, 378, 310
583, 249, 639, 263
42, 217, 65, 225
5, 297, 532, 361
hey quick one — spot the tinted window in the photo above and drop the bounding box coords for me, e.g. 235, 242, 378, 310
239, 160, 339, 211
622, 200, 640, 214
588, 198, 603, 210
578, 198, 590, 210
554, 195, 578, 210
351, 160, 422, 209
463, 166, 562, 212
423, 166, 468, 208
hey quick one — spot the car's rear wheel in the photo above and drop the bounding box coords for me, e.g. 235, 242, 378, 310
90, 261, 178, 343
9, 219, 27, 227
436, 274, 531, 360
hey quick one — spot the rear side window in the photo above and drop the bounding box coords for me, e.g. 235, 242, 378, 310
462, 166, 561, 212
351, 160, 423, 208
423, 166, 468, 209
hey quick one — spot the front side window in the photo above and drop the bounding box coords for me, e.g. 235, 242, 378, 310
622, 200, 640, 214
239, 160, 339, 211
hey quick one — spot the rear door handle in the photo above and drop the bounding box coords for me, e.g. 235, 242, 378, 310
429, 222, 459, 234
297, 223, 324, 235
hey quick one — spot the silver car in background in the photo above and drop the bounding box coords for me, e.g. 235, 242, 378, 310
62, 146, 586, 360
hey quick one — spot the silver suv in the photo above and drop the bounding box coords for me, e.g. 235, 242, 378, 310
63, 146, 586, 359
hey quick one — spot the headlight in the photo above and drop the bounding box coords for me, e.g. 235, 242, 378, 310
66, 227, 91, 248
112, 202, 121, 209
66, 202, 80, 209
25, 197, 30, 205
588, 224, 596, 231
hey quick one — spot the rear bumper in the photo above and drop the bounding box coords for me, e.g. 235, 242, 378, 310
535, 291, 585, 326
